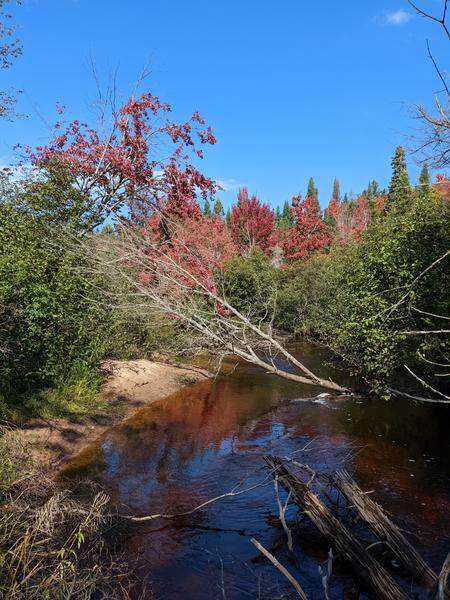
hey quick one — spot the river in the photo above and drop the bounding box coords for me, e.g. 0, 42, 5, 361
61, 342, 450, 599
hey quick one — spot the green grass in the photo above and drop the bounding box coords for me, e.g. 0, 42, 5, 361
0, 363, 107, 422
24, 366, 107, 421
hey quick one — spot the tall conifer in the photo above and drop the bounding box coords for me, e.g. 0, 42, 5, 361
307, 177, 318, 199
213, 198, 224, 218
203, 198, 211, 216
388, 145, 411, 204
332, 177, 340, 201
280, 199, 294, 229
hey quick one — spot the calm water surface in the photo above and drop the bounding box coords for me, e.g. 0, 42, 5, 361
62, 343, 450, 599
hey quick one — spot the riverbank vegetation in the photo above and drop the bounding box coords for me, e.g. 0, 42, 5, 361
1, 138, 448, 418
0, 0, 449, 597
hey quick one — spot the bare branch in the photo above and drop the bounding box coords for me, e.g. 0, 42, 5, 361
403, 364, 450, 400
426, 39, 450, 95
121, 476, 272, 523
250, 538, 309, 600
77, 220, 350, 394
408, 0, 450, 38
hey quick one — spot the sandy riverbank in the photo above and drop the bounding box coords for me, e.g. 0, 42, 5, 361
15, 360, 210, 466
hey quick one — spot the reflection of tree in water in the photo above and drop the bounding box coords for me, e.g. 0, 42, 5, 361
60, 359, 450, 598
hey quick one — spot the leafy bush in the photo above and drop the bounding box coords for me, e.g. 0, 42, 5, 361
0, 169, 183, 418
221, 249, 280, 319
277, 190, 450, 393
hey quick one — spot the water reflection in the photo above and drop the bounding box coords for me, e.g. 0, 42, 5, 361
62, 346, 450, 599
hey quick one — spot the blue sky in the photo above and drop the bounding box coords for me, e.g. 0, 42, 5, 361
1, 0, 448, 209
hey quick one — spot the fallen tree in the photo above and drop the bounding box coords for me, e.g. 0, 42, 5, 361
263, 455, 412, 600
79, 218, 350, 393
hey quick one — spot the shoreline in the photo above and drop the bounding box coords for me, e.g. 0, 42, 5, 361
15, 359, 211, 468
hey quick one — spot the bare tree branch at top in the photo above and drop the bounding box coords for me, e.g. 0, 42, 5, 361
408, 0, 449, 38
407, 1, 450, 168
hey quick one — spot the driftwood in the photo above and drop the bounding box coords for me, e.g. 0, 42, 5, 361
439, 553, 450, 600
264, 455, 411, 600
250, 537, 309, 600
332, 469, 440, 594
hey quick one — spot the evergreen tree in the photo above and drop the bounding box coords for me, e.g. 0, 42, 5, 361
307, 177, 318, 199
280, 199, 294, 230
203, 197, 211, 216
388, 145, 411, 204
417, 164, 435, 203
343, 193, 349, 204
213, 198, 224, 218
275, 206, 281, 227
332, 177, 340, 201
418, 164, 430, 194
225, 207, 231, 224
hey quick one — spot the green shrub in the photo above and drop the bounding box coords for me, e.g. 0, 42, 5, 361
221, 248, 280, 319
277, 190, 450, 393
0, 168, 184, 418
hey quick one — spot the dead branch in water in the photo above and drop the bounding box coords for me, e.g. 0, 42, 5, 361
332, 469, 440, 593
438, 553, 450, 600
263, 455, 412, 600
120, 476, 272, 523
250, 537, 309, 600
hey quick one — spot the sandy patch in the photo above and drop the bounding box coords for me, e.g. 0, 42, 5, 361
17, 360, 210, 466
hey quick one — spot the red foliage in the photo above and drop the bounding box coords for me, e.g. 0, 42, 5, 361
326, 195, 376, 244
282, 195, 332, 261
436, 173, 450, 203
324, 197, 339, 225
374, 195, 388, 213
142, 213, 236, 295
351, 195, 371, 240
229, 188, 275, 254
28, 93, 217, 225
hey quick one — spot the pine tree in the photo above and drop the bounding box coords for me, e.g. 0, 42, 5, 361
417, 164, 434, 203
388, 145, 411, 204
280, 199, 294, 230
419, 164, 430, 193
203, 197, 211, 216
225, 207, 231, 224
332, 177, 340, 202
275, 206, 281, 227
307, 177, 318, 199
213, 198, 224, 218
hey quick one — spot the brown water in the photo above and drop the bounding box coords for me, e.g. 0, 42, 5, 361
62, 342, 450, 599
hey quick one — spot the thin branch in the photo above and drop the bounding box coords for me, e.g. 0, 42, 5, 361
250, 538, 309, 600
401, 330, 450, 335
426, 39, 450, 96
389, 387, 450, 404
121, 477, 271, 522
274, 474, 293, 552
403, 364, 450, 400
412, 307, 450, 320
408, 0, 450, 38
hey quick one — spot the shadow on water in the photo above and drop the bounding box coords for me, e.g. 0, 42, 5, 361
61, 342, 450, 599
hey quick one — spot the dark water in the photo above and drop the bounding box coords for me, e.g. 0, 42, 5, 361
62, 343, 450, 599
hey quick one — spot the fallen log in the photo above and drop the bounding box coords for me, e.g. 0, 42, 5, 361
332, 469, 440, 594
438, 553, 450, 600
264, 455, 411, 600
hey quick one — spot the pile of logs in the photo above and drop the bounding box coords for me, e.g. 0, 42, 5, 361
251, 454, 450, 600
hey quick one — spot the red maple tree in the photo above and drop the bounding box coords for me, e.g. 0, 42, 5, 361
229, 188, 275, 255
282, 195, 332, 261
27, 93, 217, 228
